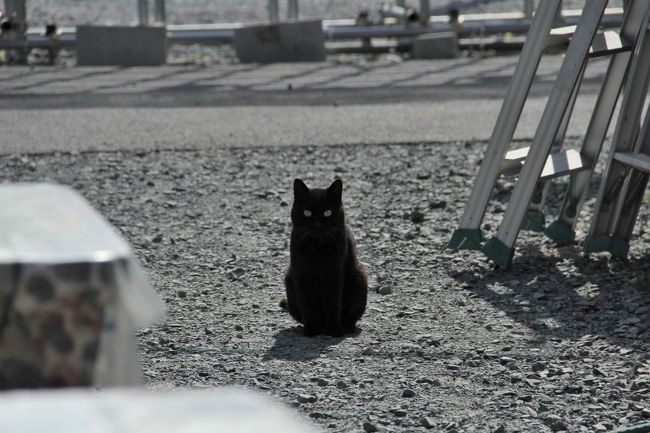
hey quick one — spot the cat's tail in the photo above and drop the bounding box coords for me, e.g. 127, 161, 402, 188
279, 298, 288, 310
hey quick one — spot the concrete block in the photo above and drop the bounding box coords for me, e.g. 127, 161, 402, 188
233, 20, 325, 63
77, 25, 167, 66
411, 31, 458, 59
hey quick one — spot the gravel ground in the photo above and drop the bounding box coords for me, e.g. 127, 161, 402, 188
2, 141, 650, 433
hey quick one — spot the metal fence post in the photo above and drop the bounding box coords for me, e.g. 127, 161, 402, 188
287, 0, 299, 20
3, 0, 28, 63
268, 0, 279, 23
153, 0, 166, 24
555, 0, 564, 25
523, 0, 534, 18
419, 0, 430, 26
393, 0, 405, 26
138, 0, 149, 26
4, 0, 26, 25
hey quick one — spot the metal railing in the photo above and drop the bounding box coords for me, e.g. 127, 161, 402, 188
137, 0, 166, 25
0, 0, 625, 58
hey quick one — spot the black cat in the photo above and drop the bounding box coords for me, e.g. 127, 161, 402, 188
281, 178, 368, 337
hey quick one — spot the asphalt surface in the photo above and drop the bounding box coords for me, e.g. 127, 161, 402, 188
0, 54, 610, 154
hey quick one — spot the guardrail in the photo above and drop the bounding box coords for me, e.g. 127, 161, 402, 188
0, 0, 625, 58
0, 7, 623, 51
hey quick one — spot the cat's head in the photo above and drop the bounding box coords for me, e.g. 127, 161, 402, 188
291, 178, 345, 232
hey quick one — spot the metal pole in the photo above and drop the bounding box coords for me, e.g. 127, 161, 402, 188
3, 0, 28, 63
419, 0, 430, 26
380, 4, 419, 24
268, 0, 279, 23
4, 0, 26, 24
138, 0, 149, 26
153, 0, 166, 24
555, 0, 564, 25
287, 0, 299, 20
396, 0, 407, 25
523, 0, 534, 18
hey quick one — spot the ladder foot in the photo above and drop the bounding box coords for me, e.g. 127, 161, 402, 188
584, 235, 630, 257
610, 236, 630, 258
521, 210, 546, 232
448, 228, 484, 251
482, 237, 514, 269
584, 235, 612, 252
545, 219, 574, 242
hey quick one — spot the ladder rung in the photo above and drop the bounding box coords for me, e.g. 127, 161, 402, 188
547, 25, 576, 48
501, 147, 592, 179
613, 152, 650, 173
502, 146, 530, 177
589, 31, 632, 58
540, 149, 592, 180
546, 27, 631, 57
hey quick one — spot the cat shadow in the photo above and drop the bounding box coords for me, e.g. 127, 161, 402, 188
263, 326, 360, 361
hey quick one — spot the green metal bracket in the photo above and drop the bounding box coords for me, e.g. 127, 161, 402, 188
610, 236, 630, 258
544, 219, 574, 242
584, 235, 612, 253
448, 228, 484, 251
482, 237, 514, 269
584, 235, 630, 257
521, 210, 545, 232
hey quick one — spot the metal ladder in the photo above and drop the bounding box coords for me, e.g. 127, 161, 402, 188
448, 0, 650, 269
584, 6, 650, 258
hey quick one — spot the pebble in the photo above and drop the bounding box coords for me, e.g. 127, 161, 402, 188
532, 361, 547, 372
421, 417, 436, 429
297, 394, 318, 404
377, 286, 393, 295
402, 389, 416, 398
363, 422, 378, 433
410, 209, 426, 224
563, 384, 583, 394
416, 377, 442, 386
543, 415, 568, 432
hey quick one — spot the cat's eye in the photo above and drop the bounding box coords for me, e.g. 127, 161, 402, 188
323, 209, 332, 217
303, 209, 312, 217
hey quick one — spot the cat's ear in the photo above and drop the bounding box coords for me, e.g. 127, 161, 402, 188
326, 179, 343, 202
294, 178, 310, 200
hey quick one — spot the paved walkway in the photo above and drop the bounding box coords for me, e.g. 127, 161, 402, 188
0, 55, 609, 154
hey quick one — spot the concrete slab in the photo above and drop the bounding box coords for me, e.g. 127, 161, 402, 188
76, 25, 167, 67
233, 20, 325, 63
411, 32, 459, 59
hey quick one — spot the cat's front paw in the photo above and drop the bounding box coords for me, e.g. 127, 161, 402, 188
303, 324, 322, 337
325, 325, 344, 338
343, 323, 359, 334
